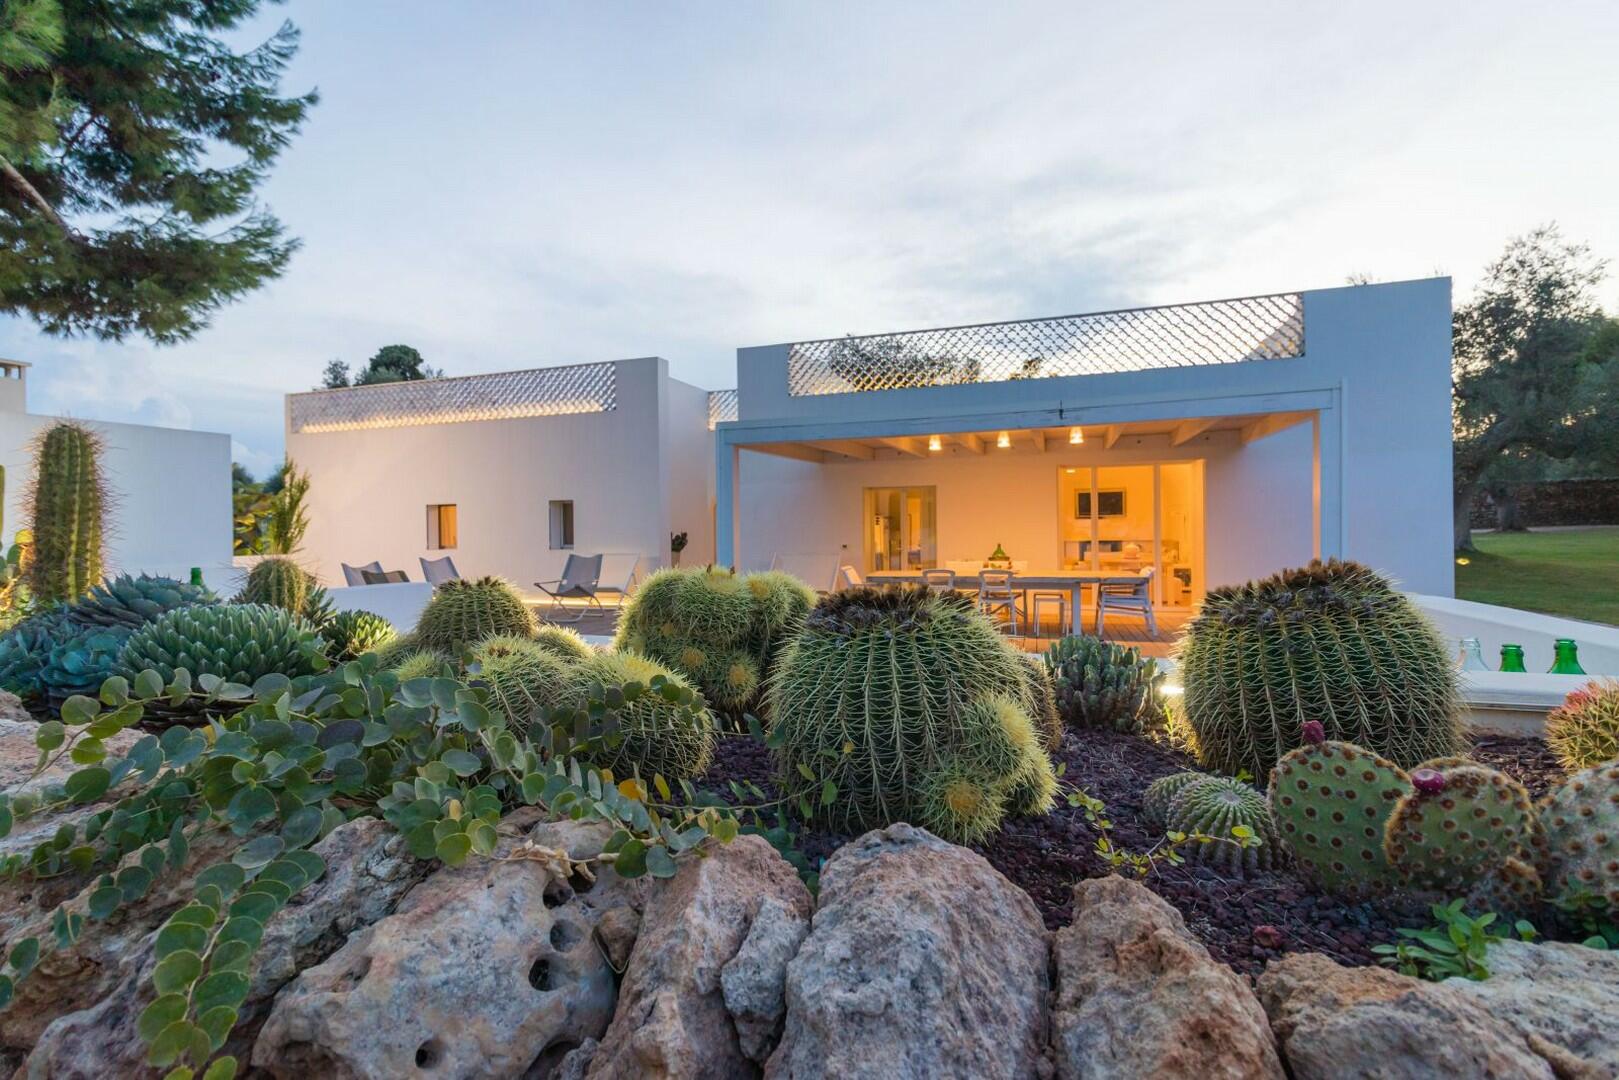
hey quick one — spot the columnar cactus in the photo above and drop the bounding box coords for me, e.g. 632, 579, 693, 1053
1178, 560, 1463, 777
1383, 761, 1536, 893
25, 422, 107, 604
1045, 634, 1161, 733
1545, 681, 1619, 772
1538, 762, 1619, 909
414, 576, 536, 654
1165, 776, 1286, 874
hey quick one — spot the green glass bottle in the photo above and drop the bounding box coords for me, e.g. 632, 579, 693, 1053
1548, 638, 1585, 675
189, 566, 204, 588
1499, 644, 1527, 673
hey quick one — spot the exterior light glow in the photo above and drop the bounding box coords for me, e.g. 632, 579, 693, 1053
1161, 681, 1184, 697
1069, 427, 1084, 444
1455, 556, 1471, 566
928, 435, 943, 452
997, 431, 1011, 449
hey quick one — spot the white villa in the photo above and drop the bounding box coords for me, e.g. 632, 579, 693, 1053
286, 278, 1455, 627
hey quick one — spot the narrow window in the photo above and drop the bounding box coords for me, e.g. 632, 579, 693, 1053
427, 504, 458, 549
549, 500, 574, 550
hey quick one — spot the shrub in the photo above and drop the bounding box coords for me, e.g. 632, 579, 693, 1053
24, 422, 106, 604
415, 576, 536, 654
468, 635, 571, 727
1546, 681, 1619, 771
67, 572, 217, 630
324, 609, 397, 660
1178, 559, 1462, 777
562, 651, 715, 780
1045, 634, 1161, 733
765, 586, 1057, 843
1165, 775, 1285, 874
118, 603, 327, 690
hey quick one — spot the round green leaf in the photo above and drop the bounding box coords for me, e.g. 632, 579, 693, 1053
440, 749, 482, 777
231, 835, 284, 870
137, 993, 189, 1042
152, 950, 204, 995
193, 970, 250, 1014
434, 832, 472, 866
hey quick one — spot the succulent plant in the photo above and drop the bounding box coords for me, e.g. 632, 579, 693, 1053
415, 576, 536, 654
0, 609, 71, 698
701, 649, 762, 713
1165, 776, 1286, 874
1383, 761, 1536, 893
673, 567, 755, 646
764, 587, 1057, 843
24, 422, 106, 604
236, 557, 311, 613
743, 570, 817, 651
1465, 856, 1545, 917
39, 624, 132, 707
1142, 771, 1211, 831
1538, 762, 1619, 909
468, 634, 571, 727
1268, 724, 1413, 894
324, 609, 397, 660
1178, 559, 1463, 777
117, 603, 326, 690
562, 651, 715, 781
1046, 634, 1162, 733
67, 573, 217, 630
1546, 681, 1619, 771
531, 625, 594, 664
1017, 652, 1064, 751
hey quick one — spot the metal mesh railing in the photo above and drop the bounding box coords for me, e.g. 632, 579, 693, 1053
785, 293, 1304, 396
289, 362, 618, 433
707, 389, 738, 430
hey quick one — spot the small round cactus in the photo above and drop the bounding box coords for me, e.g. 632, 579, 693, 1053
1383, 761, 1535, 893
564, 651, 715, 781
391, 648, 450, 682
1268, 736, 1412, 894
531, 625, 594, 664
1166, 776, 1286, 874
1142, 771, 1207, 831
415, 576, 536, 654
324, 609, 397, 661
469, 635, 571, 728
1546, 681, 1619, 772
1538, 762, 1619, 909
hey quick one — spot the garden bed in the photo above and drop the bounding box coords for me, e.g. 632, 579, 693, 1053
699, 728, 1564, 977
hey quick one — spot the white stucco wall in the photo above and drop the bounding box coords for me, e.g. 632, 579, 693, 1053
665, 380, 716, 566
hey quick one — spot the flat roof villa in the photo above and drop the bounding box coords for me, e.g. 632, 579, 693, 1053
286, 278, 1456, 638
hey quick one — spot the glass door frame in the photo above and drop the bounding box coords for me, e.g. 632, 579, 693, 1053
863, 485, 938, 574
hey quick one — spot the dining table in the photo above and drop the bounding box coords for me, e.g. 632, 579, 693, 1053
863, 569, 1152, 636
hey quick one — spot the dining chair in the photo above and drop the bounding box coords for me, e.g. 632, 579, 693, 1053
1096, 569, 1157, 638
921, 568, 956, 594
977, 569, 1020, 635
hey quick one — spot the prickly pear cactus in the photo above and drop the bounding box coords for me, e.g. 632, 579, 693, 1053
1268, 722, 1412, 894
1538, 762, 1619, 909
25, 422, 107, 604
1166, 775, 1286, 874
1465, 856, 1544, 917
1142, 771, 1207, 831
1546, 681, 1619, 772
1383, 761, 1535, 893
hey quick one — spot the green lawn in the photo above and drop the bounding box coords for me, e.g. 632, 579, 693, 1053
1455, 527, 1619, 626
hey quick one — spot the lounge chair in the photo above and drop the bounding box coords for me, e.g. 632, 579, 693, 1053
419, 555, 461, 585
593, 554, 642, 606
341, 560, 383, 587
534, 553, 605, 624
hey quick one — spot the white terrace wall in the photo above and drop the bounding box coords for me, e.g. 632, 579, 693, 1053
724, 278, 1454, 596
287, 357, 710, 589
0, 367, 232, 586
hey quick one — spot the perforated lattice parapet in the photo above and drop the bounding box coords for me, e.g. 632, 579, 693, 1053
785, 293, 1304, 396
289, 363, 617, 433
707, 389, 738, 430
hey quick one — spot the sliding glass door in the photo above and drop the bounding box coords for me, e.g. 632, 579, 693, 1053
864, 487, 937, 572
1057, 464, 1202, 606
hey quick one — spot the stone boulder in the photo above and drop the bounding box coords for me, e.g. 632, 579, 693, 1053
587, 834, 813, 1078
1258, 952, 1561, 1078
20, 816, 427, 1079
1449, 939, 1619, 1076
253, 816, 649, 1080
766, 823, 1049, 1080
1050, 876, 1282, 1079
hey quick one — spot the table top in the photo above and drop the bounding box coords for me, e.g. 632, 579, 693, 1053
865, 569, 1151, 585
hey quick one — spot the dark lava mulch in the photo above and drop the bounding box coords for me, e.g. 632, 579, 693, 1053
698, 729, 1566, 977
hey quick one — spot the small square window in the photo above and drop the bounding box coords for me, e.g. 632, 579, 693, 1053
427, 504, 458, 549
549, 500, 574, 550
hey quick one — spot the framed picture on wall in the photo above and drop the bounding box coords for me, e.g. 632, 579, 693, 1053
1075, 489, 1126, 518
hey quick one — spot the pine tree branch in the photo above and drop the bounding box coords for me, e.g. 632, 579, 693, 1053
0, 154, 78, 237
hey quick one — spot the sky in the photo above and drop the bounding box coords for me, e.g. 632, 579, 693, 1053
3, 0, 1618, 476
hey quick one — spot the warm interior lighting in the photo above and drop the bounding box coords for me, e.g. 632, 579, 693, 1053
996, 431, 1011, 449
927, 435, 943, 452
1069, 427, 1084, 444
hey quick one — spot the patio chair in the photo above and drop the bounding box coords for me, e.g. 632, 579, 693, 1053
838, 564, 864, 591
419, 555, 460, 585
341, 560, 383, 587
921, 568, 957, 594
977, 570, 1021, 635
593, 554, 642, 606
534, 553, 605, 624
1096, 569, 1157, 638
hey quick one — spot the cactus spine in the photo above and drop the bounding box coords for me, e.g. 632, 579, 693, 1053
1545, 681, 1619, 772
1142, 771, 1208, 831
1165, 776, 1286, 874
25, 422, 107, 604
1538, 762, 1619, 909
1045, 634, 1162, 733
414, 576, 536, 654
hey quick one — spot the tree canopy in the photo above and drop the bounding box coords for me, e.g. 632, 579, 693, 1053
0, 0, 316, 343
320, 344, 442, 388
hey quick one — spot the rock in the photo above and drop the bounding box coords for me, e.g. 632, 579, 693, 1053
594, 905, 640, 972
766, 823, 1049, 1080
556, 1038, 599, 1080
1258, 952, 1557, 1078
253, 816, 648, 1080
588, 834, 813, 1079
1050, 876, 1282, 1080
19, 817, 427, 1079
722, 895, 812, 1065
1449, 939, 1619, 1076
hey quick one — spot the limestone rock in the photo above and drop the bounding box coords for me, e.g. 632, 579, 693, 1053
594, 905, 640, 972
1050, 876, 1282, 1080
588, 834, 813, 1079
1449, 938, 1619, 1076
721, 894, 812, 1065
253, 816, 647, 1080
1258, 952, 1556, 1079
766, 823, 1049, 1080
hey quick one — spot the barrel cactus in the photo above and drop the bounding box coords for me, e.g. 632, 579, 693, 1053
1017, 653, 1063, 750
415, 576, 536, 654
118, 603, 326, 689
324, 609, 397, 661
237, 557, 311, 613
39, 624, 132, 707
1546, 681, 1619, 771
764, 586, 1058, 843
1142, 771, 1210, 831
531, 625, 593, 664
1538, 762, 1619, 909
24, 422, 107, 604
1383, 761, 1536, 894
468, 635, 571, 728
1046, 634, 1162, 733
1179, 559, 1463, 777
562, 651, 714, 781
67, 573, 217, 630
1165, 775, 1286, 874
391, 648, 451, 682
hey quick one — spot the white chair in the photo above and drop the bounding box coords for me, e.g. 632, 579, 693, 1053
977, 570, 1021, 635
838, 564, 864, 591
594, 554, 642, 606
1096, 570, 1157, 637
1031, 592, 1068, 637
921, 568, 956, 594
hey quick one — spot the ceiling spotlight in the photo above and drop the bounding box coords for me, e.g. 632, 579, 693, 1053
996, 431, 1011, 449
927, 435, 942, 452
1069, 427, 1084, 444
